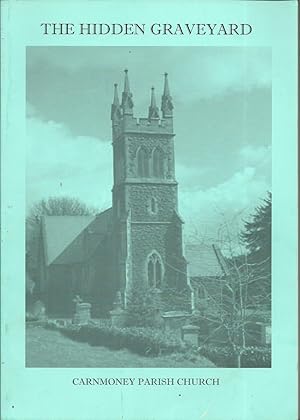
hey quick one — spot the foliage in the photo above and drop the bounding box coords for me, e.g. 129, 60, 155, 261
124, 285, 162, 328
27, 196, 97, 225
192, 261, 271, 367
241, 192, 271, 263
26, 299, 46, 322
199, 344, 271, 368
191, 193, 272, 366
26, 314, 40, 322
59, 323, 190, 357
237, 191, 272, 305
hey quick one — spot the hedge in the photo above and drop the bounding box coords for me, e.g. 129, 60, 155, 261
58, 324, 190, 357
199, 344, 271, 368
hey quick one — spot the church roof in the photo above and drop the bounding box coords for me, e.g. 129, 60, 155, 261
185, 243, 228, 278
42, 208, 112, 266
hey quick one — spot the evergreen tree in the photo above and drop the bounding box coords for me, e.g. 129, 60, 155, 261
241, 192, 271, 263
240, 192, 271, 306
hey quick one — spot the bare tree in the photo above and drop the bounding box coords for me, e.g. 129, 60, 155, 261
27, 196, 97, 226
26, 196, 98, 291
191, 201, 271, 368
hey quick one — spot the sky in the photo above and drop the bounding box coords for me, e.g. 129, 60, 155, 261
26, 46, 271, 246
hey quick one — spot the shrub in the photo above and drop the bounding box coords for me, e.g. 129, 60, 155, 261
199, 344, 271, 368
26, 300, 46, 321
59, 324, 190, 357
26, 313, 39, 322
240, 346, 271, 367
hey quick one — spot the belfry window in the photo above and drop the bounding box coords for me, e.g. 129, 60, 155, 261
147, 252, 163, 289
137, 147, 149, 178
152, 148, 164, 178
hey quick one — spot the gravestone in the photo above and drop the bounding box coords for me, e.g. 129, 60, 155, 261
161, 311, 192, 339
181, 324, 200, 346
110, 307, 126, 327
72, 303, 91, 325
162, 311, 191, 330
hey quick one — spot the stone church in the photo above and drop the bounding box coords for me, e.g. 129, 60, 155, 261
37, 71, 224, 317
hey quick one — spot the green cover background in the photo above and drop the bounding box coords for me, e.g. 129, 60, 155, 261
1, 1, 298, 419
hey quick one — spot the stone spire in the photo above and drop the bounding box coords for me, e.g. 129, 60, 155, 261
161, 72, 173, 118
111, 83, 122, 121
121, 69, 134, 115
148, 87, 160, 119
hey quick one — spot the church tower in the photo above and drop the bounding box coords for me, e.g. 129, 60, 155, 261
111, 70, 187, 307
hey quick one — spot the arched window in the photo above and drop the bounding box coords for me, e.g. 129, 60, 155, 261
155, 260, 162, 288
152, 148, 164, 178
137, 147, 149, 178
148, 259, 154, 287
147, 252, 163, 288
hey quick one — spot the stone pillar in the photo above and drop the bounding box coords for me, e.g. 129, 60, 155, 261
181, 324, 200, 347
109, 290, 126, 328
72, 303, 91, 325
110, 308, 126, 328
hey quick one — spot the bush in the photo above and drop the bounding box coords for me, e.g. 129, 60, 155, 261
240, 346, 271, 367
26, 313, 39, 322
26, 300, 46, 321
199, 344, 271, 368
59, 324, 190, 357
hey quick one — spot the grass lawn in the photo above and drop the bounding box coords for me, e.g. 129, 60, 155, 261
26, 326, 215, 368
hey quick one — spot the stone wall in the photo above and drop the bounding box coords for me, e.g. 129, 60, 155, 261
127, 184, 178, 221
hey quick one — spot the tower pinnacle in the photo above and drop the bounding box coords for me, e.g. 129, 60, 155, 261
148, 87, 160, 119
113, 83, 119, 105
121, 69, 134, 115
111, 83, 121, 121
163, 72, 170, 96
161, 72, 173, 118
124, 69, 130, 92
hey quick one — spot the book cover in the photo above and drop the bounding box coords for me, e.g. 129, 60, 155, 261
1, 1, 298, 419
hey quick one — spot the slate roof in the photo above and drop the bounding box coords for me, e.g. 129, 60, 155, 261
42, 208, 112, 266
185, 243, 228, 278
41, 210, 227, 277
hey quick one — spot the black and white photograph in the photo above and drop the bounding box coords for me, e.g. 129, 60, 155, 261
25, 47, 272, 368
